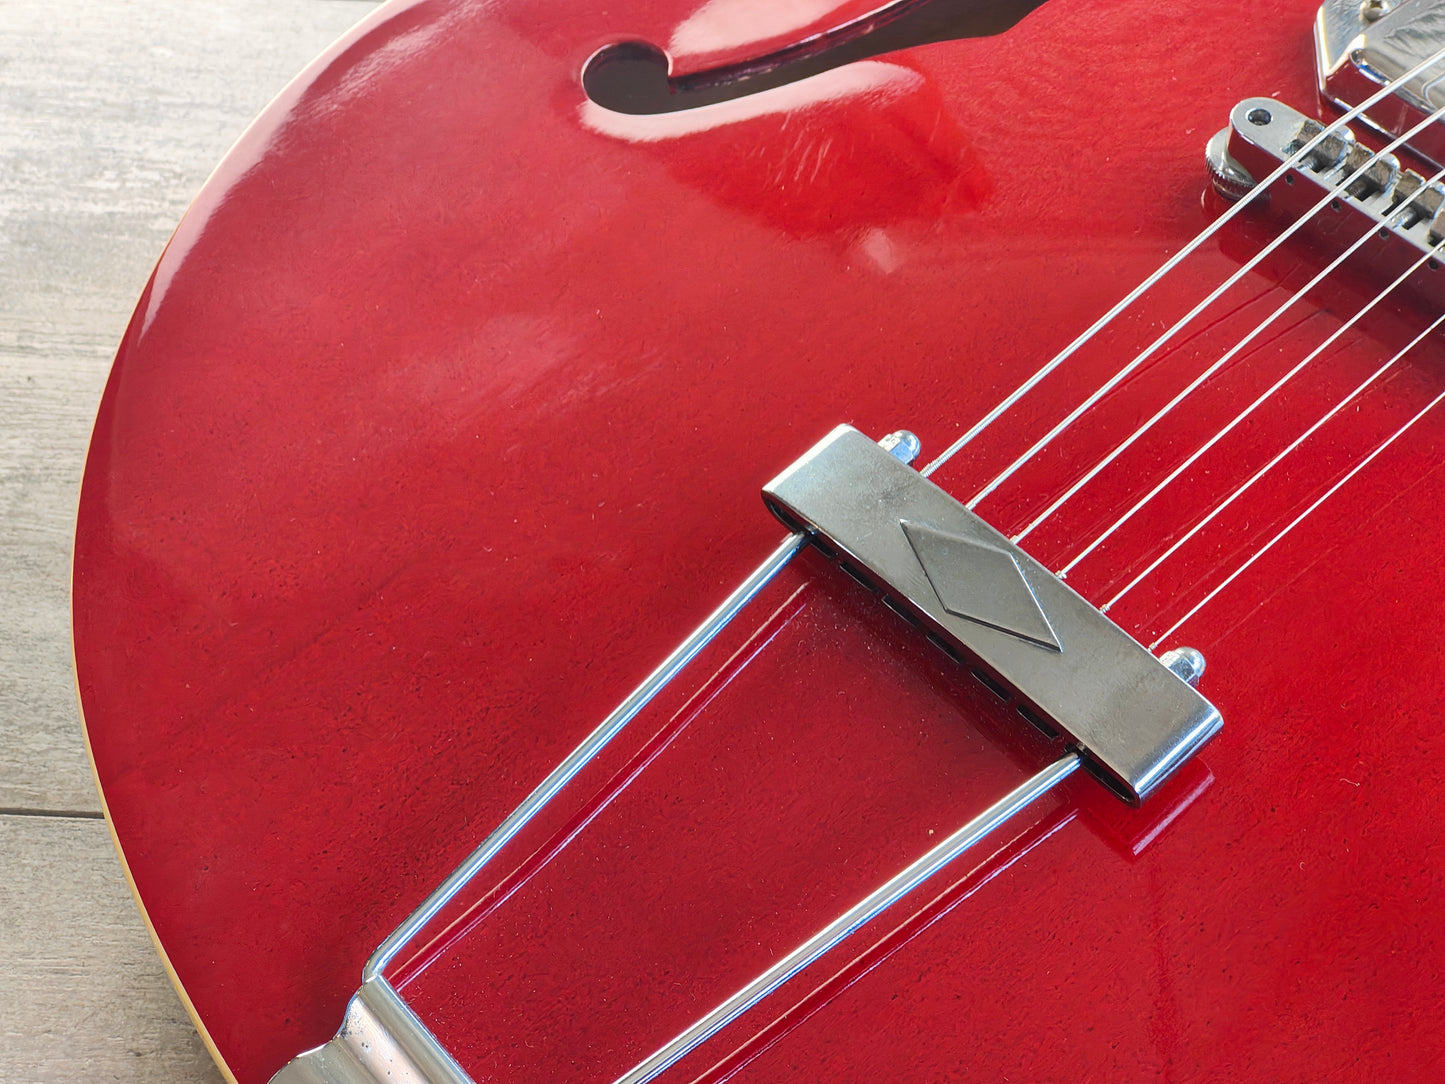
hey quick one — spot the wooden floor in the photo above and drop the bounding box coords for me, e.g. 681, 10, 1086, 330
0, 3, 378, 1079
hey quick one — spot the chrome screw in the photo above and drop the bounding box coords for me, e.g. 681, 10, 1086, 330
878, 430, 923, 466
1160, 647, 1207, 687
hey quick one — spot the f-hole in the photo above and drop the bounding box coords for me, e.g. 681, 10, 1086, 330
583, 0, 1053, 115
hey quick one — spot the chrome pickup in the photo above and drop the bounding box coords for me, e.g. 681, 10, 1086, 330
1317, 0, 1445, 167
1208, 96, 1445, 276
762, 426, 1222, 805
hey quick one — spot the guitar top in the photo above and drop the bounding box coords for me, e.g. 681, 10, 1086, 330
73, 0, 1445, 1080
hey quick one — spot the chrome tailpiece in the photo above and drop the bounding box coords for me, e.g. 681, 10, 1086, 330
269, 426, 1221, 1084
764, 425, 1221, 805
268, 980, 469, 1084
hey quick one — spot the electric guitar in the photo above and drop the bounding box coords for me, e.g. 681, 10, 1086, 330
73, 0, 1445, 1080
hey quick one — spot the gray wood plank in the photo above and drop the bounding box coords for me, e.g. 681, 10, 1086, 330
0, 813, 225, 1083
1, 2, 380, 1080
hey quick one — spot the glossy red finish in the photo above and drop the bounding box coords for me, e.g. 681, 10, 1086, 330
73, 0, 1445, 1081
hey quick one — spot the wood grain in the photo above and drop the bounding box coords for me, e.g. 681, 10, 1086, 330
1, 2, 377, 1079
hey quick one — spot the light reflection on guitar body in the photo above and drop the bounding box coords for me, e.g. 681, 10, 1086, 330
73, 0, 1445, 1080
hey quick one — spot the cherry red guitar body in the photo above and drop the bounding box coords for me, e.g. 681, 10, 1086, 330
74, 0, 1445, 1080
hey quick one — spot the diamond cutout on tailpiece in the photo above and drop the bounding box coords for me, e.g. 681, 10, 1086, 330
900, 520, 1060, 651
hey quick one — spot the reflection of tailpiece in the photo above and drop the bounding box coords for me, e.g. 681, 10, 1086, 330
583, 0, 1053, 115
693, 798, 1078, 1084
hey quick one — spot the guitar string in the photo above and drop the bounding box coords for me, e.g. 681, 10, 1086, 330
1011, 156, 1445, 549
1146, 377, 1445, 653
958, 99, 1445, 515
1058, 189, 1445, 587
722, 116, 1445, 1051
917, 44, 1445, 484
1082, 244, 1445, 596
370, 55, 1445, 1024
1102, 300, 1445, 615
615, 79, 1445, 1077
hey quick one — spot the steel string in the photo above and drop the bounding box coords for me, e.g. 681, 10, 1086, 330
919, 45, 1445, 483
1146, 379, 1445, 652
1056, 190, 1445, 584
958, 98, 1445, 513
1103, 304, 1445, 614
614, 71, 1445, 1080
349, 53, 1445, 1080
1012, 156, 1445, 549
